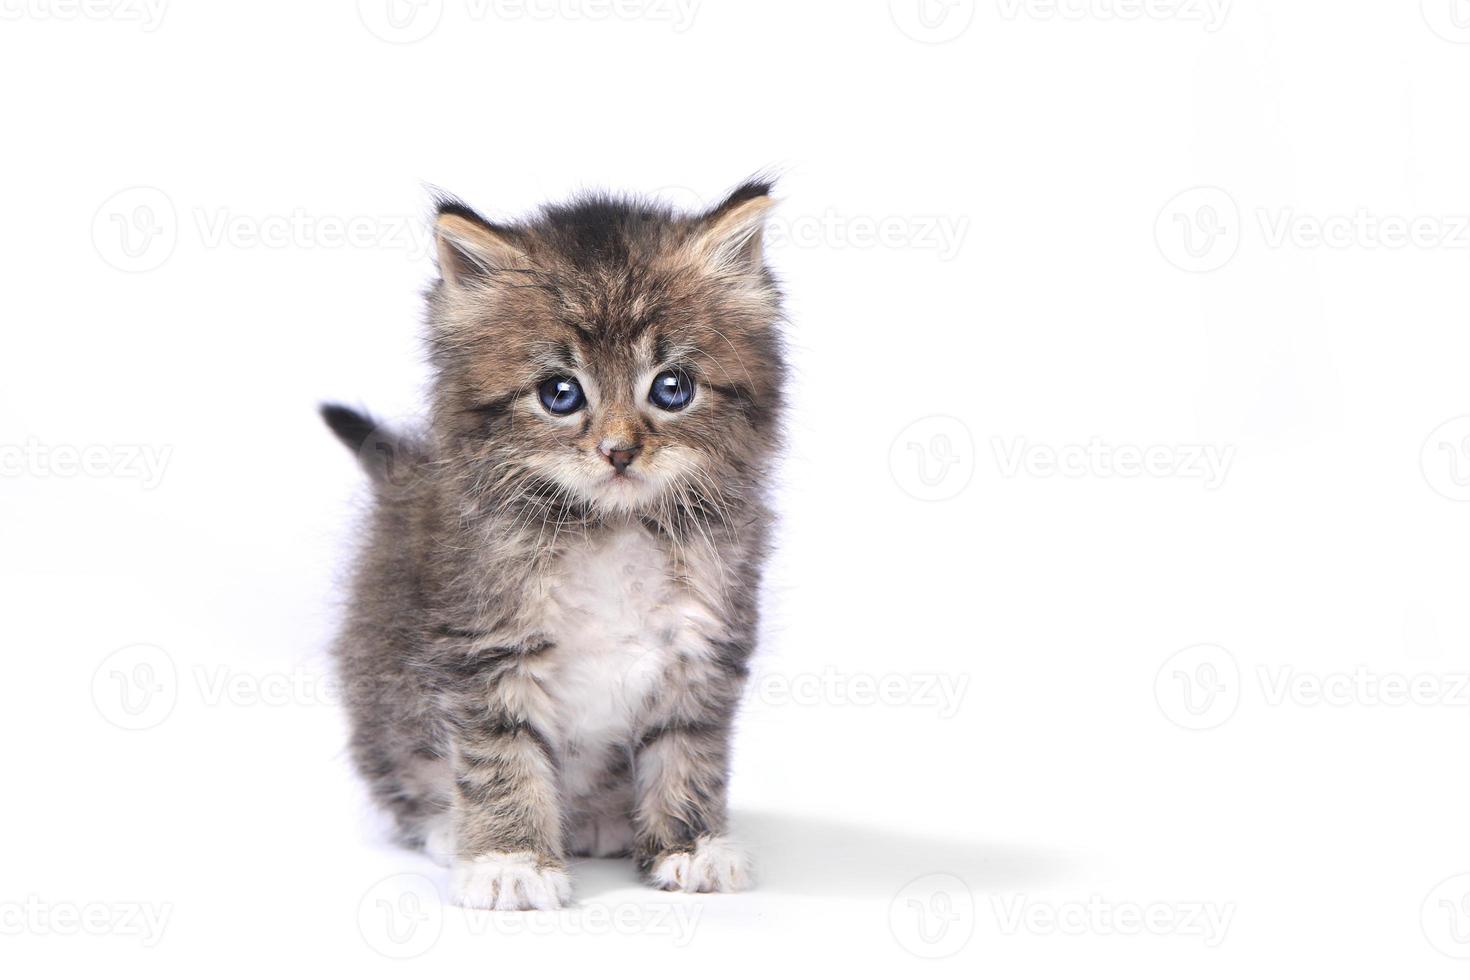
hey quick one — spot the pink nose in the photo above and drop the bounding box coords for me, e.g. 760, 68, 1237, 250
601, 444, 640, 474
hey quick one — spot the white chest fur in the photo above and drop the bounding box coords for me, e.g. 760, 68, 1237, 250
538, 525, 717, 778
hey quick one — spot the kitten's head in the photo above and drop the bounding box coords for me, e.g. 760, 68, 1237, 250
425, 180, 784, 522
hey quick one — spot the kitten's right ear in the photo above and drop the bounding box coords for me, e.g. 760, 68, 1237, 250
432, 198, 528, 286
691, 178, 776, 274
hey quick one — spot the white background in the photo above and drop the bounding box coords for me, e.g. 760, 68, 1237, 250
4, 0, 1470, 975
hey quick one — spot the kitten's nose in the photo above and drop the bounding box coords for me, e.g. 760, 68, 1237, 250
599, 443, 641, 474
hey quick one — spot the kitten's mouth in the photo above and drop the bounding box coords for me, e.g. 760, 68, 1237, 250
594, 466, 659, 506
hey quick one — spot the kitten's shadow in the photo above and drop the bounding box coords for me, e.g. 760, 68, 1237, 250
572, 810, 1078, 899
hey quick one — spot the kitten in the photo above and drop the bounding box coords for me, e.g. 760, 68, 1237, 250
321, 180, 785, 910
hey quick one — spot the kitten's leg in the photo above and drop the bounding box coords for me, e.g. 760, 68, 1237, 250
568, 748, 634, 858
632, 693, 751, 893
447, 664, 570, 911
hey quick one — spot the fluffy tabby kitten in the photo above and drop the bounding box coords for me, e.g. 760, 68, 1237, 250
321, 180, 784, 910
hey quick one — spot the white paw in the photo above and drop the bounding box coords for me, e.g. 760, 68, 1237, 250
451, 852, 572, 910
649, 835, 752, 893
570, 814, 634, 857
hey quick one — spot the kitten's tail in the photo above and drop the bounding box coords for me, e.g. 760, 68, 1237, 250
320, 404, 414, 486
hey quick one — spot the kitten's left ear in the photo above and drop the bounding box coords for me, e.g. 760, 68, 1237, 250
691, 180, 775, 274
432, 197, 529, 287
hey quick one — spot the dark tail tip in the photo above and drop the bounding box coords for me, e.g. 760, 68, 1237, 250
320, 404, 378, 455
321, 404, 415, 487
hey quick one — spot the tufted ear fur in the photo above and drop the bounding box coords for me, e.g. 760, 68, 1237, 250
690, 179, 775, 274
433, 198, 530, 286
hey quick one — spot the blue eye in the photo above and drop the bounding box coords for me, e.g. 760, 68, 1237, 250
649, 369, 695, 411
538, 376, 586, 415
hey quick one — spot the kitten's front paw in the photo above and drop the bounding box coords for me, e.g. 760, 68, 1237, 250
451, 852, 571, 910
648, 835, 752, 893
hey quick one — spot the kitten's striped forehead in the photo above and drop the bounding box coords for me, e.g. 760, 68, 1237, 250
519, 266, 763, 388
